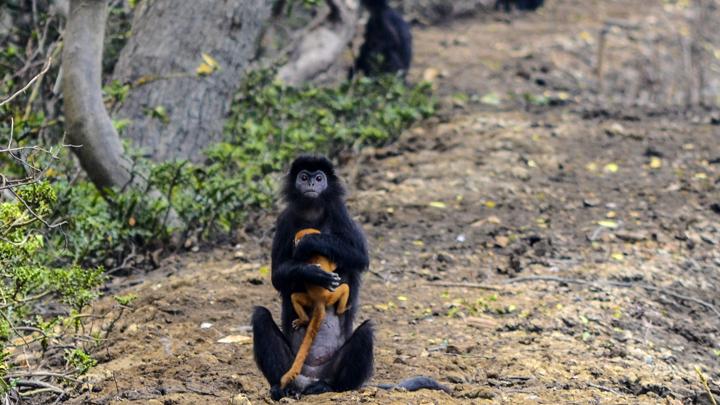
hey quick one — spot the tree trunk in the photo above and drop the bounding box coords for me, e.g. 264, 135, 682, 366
63, 0, 133, 191
111, 0, 273, 162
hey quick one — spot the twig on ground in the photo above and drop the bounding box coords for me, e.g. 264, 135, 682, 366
506, 276, 720, 319
6, 371, 80, 384
14, 379, 66, 395
428, 281, 502, 291
429, 276, 720, 319
695, 366, 718, 405
587, 382, 624, 395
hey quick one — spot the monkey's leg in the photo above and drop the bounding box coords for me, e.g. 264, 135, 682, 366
303, 320, 374, 395
251, 307, 297, 400
291, 293, 312, 329
326, 283, 350, 315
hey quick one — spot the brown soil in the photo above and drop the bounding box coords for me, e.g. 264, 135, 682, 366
73, 1, 719, 404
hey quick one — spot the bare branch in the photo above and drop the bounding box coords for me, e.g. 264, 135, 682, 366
0, 57, 53, 108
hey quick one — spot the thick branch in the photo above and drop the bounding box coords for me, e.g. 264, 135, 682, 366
276, 0, 360, 85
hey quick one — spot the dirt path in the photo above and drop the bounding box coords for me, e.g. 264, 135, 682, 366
75, 1, 719, 404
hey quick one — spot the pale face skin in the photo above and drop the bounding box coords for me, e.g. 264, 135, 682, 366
295, 170, 327, 199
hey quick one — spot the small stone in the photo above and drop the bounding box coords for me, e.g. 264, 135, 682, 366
229, 393, 252, 405
461, 387, 495, 399
447, 372, 465, 384
583, 198, 601, 207
494, 236, 510, 248
615, 230, 648, 242
217, 335, 252, 345
700, 233, 717, 245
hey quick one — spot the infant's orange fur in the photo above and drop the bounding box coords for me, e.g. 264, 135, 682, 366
280, 228, 350, 388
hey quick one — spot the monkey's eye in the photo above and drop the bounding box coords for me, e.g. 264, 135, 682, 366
316, 175, 323, 182
300, 174, 309, 182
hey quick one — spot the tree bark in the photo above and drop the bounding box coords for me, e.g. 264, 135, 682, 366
111, 0, 273, 162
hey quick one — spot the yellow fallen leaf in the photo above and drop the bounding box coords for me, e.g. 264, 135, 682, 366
694, 173, 708, 180
422, 67, 440, 82
397, 295, 408, 301
480, 92, 501, 106
429, 201, 446, 208
259, 266, 270, 276
611, 252, 624, 261
597, 220, 618, 228
217, 335, 252, 344
603, 163, 619, 173
202, 53, 219, 68
649, 157, 662, 169
579, 31, 594, 43
375, 304, 389, 311
412, 240, 424, 246
485, 200, 496, 209
606, 211, 616, 218
586, 162, 598, 172
196, 53, 220, 76
196, 63, 214, 76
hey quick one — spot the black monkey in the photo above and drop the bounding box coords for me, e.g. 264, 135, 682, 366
495, 0, 544, 12
252, 155, 373, 400
351, 0, 412, 78
252, 156, 449, 400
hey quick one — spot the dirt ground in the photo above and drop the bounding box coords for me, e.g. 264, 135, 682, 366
72, 1, 719, 404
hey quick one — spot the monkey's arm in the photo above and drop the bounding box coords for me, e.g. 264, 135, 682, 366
272, 222, 341, 293
293, 230, 369, 272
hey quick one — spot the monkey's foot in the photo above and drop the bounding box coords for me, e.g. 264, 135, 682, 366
270, 383, 299, 401
292, 319, 309, 329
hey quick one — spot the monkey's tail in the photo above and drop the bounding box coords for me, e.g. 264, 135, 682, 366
375, 376, 451, 393
280, 303, 325, 388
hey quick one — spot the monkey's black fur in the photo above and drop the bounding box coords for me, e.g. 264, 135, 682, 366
495, 0, 544, 11
351, 0, 412, 78
252, 155, 447, 400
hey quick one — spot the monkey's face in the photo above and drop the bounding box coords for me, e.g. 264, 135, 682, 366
295, 170, 327, 199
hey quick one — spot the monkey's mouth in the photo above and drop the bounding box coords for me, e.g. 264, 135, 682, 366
303, 191, 319, 198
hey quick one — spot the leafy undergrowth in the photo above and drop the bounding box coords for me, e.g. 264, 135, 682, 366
150, 71, 435, 239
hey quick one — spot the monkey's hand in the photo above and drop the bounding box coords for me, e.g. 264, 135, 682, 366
293, 234, 332, 261
298, 264, 341, 291
292, 318, 309, 329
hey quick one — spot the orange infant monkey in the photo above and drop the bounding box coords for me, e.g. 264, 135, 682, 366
280, 228, 351, 388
